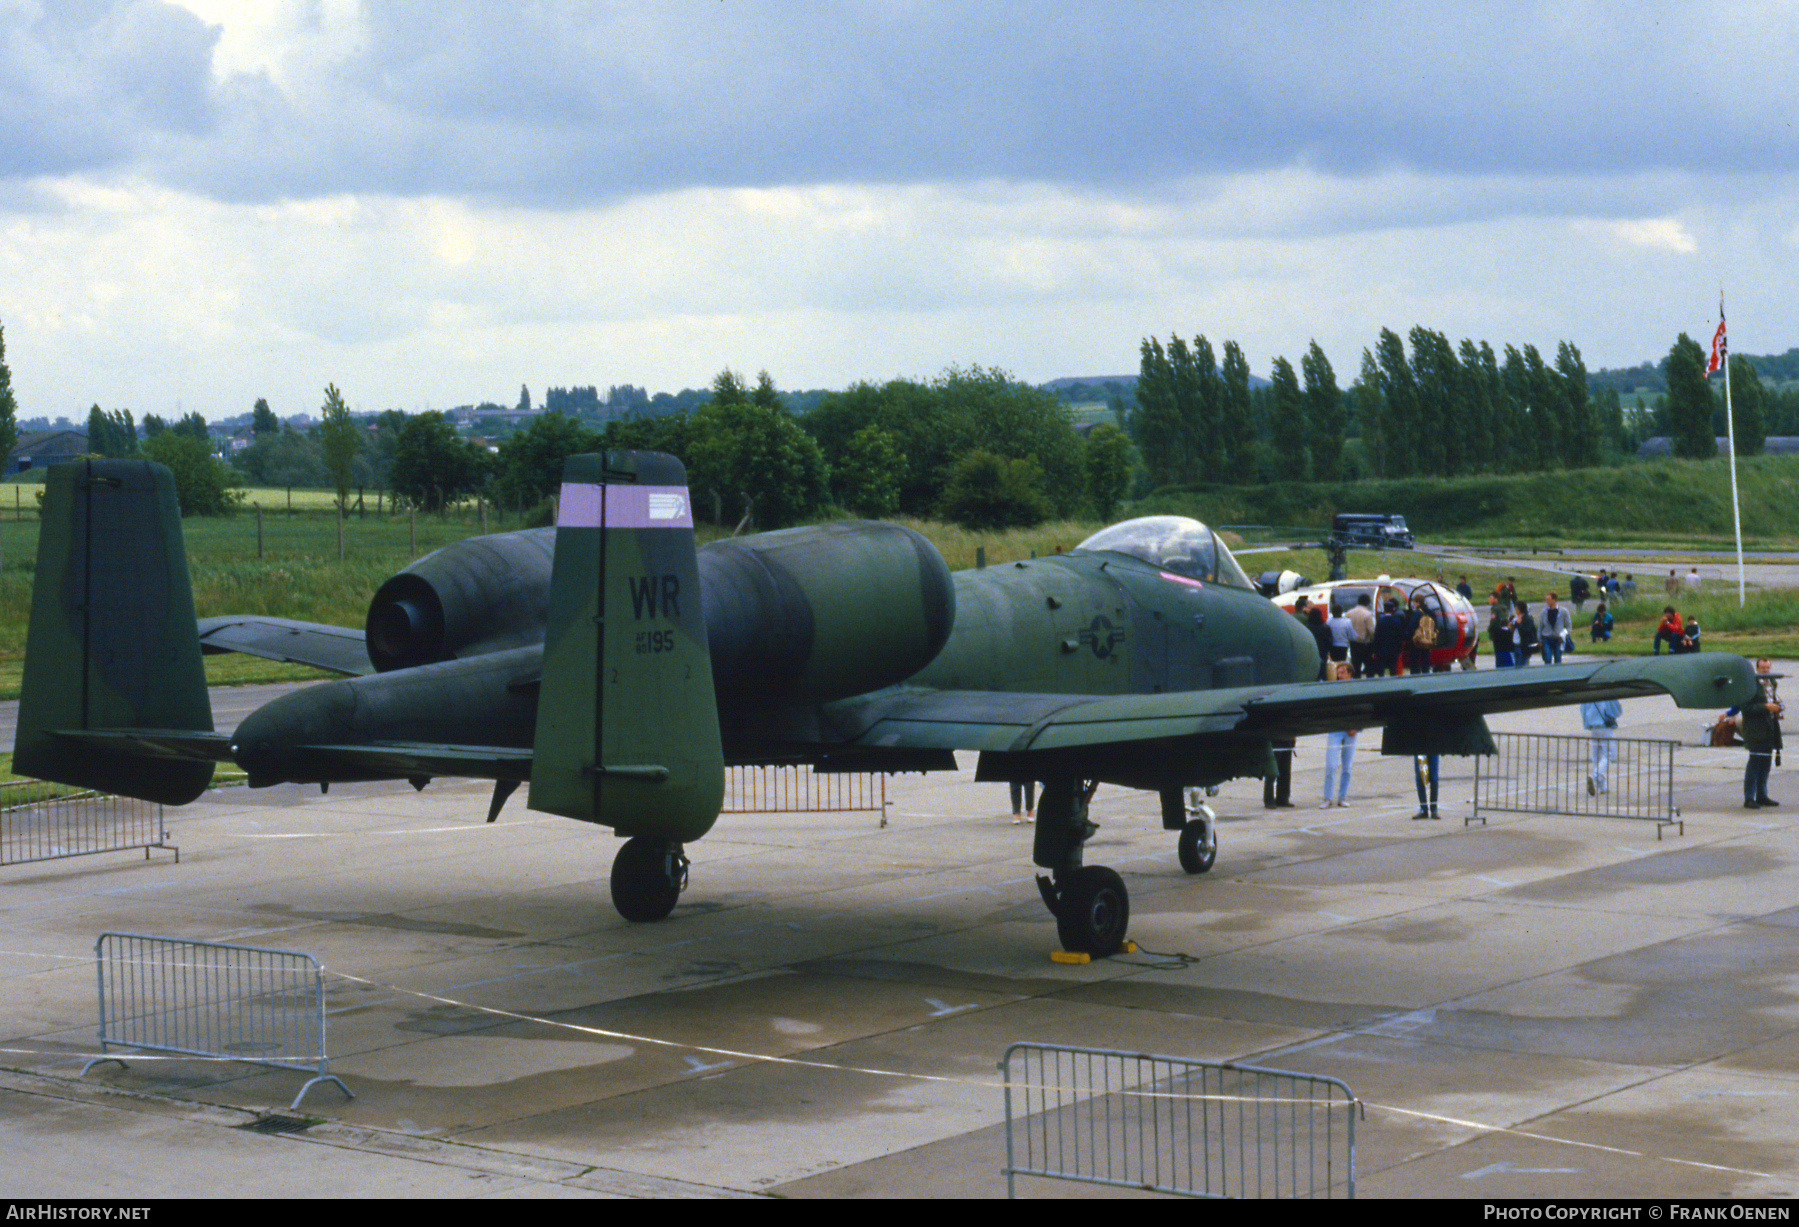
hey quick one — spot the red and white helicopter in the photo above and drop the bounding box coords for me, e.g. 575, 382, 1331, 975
1268, 574, 1480, 670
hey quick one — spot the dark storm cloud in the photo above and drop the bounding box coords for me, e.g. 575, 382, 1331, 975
16, 2, 1799, 207
0, 0, 217, 179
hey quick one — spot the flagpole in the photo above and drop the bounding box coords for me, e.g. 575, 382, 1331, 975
1712, 293, 1741, 608
1727, 354, 1744, 606
1718, 294, 1745, 606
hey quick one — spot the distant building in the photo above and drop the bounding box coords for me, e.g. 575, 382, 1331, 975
6, 429, 90, 475
1636, 437, 1799, 459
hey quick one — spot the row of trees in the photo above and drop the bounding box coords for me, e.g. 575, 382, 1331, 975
1128, 328, 1659, 486
209, 366, 1121, 532
1131, 336, 1343, 487
1355, 330, 1610, 478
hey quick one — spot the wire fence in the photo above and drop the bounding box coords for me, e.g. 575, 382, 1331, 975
0, 780, 174, 866
84, 932, 351, 1111
1472, 731, 1682, 836
722, 765, 888, 816
1001, 1043, 1358, 1199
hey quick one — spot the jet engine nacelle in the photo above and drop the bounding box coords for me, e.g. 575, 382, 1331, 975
365, 528, 558, 671
699, 520, 955, 711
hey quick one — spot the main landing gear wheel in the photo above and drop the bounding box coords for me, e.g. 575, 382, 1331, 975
610, 836, 688, 922
1053, 866, 1130, 956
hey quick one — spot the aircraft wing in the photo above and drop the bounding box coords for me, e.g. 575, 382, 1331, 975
831, 654, 1754, 756
197, 616, 374, 677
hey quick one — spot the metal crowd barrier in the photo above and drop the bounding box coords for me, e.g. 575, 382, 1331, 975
0, 780, 174, 866
1471, 731, 1682, 836
83, 933, 352, 1111
722, 765, 888, 817
1000, 1043, 1358, 1199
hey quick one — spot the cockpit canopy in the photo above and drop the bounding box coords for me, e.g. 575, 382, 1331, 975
1076, 516, 1254, 590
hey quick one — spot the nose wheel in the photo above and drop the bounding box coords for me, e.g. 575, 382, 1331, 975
610, 836, 689, 922
1179, 790, 1217, 874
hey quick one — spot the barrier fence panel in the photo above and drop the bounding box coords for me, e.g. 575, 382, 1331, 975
84, 932, 351, 1111
1001, 1043, 1358, 1199
0, 780, 174, 867
1471, 732, 1682, 836
722, 765, 888, 817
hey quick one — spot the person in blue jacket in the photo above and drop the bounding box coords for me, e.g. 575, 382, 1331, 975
1589, 602, 1613, 642
1582, 698, 1622, 795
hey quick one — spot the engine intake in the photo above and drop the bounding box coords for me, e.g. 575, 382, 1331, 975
364, 528, 557, 671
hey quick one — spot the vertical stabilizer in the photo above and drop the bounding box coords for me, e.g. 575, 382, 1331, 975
15, 460, 215, 804
528, 452, 724, 839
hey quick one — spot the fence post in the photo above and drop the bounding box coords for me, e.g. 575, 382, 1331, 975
480, 498, 488, 534
255, 502, 263, 560
409, 507, 416, 556
336, 506, 344, 560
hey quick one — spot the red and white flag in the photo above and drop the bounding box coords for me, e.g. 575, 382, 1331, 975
1707, 300, 1727, 374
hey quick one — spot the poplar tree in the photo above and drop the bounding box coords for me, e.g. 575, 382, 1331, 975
319, 383, 360, 510
1373, 329, 1417, 476
1555, 342, 1598, 467
1166, 336, 1201, 482
1355, 350, 1386, 477
1219, 341, 1253, 482
1664, 334, 1716, 459
1500, 345, 1530, 472
1457, 339, 1493, 472
1130, 338, 1182, 488
1194, 336, 1222, 476
0, 323, 17, 464
1408, 327, 1454, 476
1267, 355, 1305, 477
1301, 341, 1343, 481
1521, 344, 1555, 470
1727, 354, 1766, 456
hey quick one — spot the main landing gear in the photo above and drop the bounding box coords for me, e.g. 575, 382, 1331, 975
610, 836, 689, 922
1033, 777, 1130, 956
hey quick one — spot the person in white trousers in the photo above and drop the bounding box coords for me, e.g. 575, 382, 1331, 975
1582, 698, 1622, 795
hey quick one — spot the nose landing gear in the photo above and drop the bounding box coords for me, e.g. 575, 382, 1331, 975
1178, 788, 1218, 874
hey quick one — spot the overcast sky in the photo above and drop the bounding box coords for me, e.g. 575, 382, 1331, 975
2, 1, 1794, 422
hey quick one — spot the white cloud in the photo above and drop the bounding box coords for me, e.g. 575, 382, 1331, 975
1601, 218, 1701, 254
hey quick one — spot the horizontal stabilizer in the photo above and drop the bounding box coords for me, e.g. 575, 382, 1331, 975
46, 729, 234, 764
280, 741, 533, 782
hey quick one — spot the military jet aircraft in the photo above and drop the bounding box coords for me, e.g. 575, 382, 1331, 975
14, 454, 1755, 955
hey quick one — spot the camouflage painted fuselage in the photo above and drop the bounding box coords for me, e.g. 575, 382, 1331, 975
914, 552, 1316, 697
